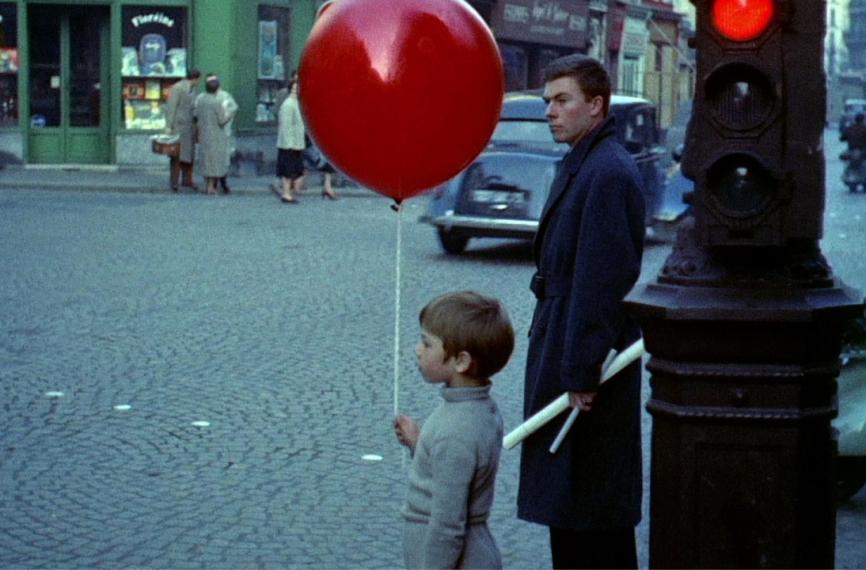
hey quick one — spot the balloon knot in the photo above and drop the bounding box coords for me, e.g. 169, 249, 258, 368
390, 199, 403, 212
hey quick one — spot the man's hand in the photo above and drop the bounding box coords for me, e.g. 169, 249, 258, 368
394, 415, 420, 451
569, 391, 597, 412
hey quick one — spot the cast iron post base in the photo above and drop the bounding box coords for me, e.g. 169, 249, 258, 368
626, 221, 863, 568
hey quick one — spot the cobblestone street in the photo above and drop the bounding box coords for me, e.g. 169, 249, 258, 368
1, 179, 864, 568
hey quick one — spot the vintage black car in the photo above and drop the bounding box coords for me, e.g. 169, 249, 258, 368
420, 91, 668, 254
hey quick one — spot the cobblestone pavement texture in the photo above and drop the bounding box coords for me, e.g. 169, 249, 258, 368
1, 134, 866, 569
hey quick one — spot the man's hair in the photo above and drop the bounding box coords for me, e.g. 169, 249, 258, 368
419, 291, 515, 379
187, 69, 202, 80
543, 54, 611, 116
205, 73, 220, 93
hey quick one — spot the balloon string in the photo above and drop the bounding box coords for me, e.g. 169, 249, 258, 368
393, 203, 403, 419
392, 202, 405, 468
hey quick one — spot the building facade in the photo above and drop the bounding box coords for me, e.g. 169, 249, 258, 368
0, 0, 692, 168
470, 0, 691, 132
0, 0, 319, 169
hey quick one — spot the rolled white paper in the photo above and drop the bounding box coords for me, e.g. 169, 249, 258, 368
503, 338, 646, 450
548, 406, 580, 454
548, 348, 617, 453
502, 393, 570, 449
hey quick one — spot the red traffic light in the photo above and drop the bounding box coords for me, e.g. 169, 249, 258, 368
712, 0, 775, 42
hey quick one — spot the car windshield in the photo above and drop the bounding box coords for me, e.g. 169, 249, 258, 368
491, 119, 567, 149
461, 154, 557, 195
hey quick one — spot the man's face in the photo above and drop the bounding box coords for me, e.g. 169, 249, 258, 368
543, 76, 603, 147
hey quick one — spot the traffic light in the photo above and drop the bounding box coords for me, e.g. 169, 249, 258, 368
682, 0, 826, 247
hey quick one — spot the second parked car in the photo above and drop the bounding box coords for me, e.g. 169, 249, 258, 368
420, 91, 669, 254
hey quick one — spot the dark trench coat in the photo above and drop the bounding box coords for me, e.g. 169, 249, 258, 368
517, 115, 646, 531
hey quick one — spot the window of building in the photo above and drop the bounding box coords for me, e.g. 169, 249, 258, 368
0, 3, 19, 128
256, 5, 292, 124
120, 6, 189, 130
620, 55, 644, 98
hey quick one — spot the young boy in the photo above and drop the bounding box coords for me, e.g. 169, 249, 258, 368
394, 291, 515, 569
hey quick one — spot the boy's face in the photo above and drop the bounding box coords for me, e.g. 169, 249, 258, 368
415, 328, 457, 384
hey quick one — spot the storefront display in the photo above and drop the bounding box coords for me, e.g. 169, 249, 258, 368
120, 5, 188, 130
0, 3, 18, 128
256, 5, 291, 123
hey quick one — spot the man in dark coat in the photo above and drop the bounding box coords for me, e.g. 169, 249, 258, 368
517, 54, 645, 569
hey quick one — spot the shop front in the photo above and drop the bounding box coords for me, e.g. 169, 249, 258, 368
489, 0, 588, 91
0, 0, 318, 168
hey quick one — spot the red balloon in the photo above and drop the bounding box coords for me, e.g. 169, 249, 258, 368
298, 0, 504, 202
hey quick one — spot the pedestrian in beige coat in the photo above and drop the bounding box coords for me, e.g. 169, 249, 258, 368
194, 74, 231, 196
216, 87, 238, 193
165, 69, 201, 192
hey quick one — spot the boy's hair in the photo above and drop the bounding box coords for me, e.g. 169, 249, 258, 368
419, 291, 515, 379
543, 54, 611, 117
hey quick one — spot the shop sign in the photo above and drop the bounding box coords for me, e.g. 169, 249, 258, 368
622, 17, 649, 57
493, 0, 588, 48
131, 12, 175, 29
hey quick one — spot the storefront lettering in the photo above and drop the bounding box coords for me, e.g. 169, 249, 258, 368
531, 1, 569, 25
131, 12, 175, 28
497, 0, 587, 47
504, 4, 530, 24
569, 15, 587, 32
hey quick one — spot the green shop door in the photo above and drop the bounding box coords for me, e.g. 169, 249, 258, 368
28, 5, 110, 164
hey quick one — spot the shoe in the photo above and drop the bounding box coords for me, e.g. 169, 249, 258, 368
171, 186, 179, 193
322, 190, 338, 200
280, 195, 298, 204
222, 186, 231, 194
183, 184, 199, 192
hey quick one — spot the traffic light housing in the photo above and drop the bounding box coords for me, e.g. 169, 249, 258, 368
682, 0, 826, 247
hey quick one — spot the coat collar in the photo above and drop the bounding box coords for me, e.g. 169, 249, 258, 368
533, 115, 617, 262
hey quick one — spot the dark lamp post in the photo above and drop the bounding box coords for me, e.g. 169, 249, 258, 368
626, 0, 864, 567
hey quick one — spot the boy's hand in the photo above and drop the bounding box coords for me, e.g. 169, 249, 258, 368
394, 415, 420, 450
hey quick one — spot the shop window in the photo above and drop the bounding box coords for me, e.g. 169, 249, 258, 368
256, 5, 291, 124
0, 3, 19, 128
620, 55, 643, 98
531, 48, 565, 90
499, 43, 527, 92
120, 6, 188, 130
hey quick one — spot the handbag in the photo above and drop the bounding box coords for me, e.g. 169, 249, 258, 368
150, 134, 180, 158
303, 144, 328, 171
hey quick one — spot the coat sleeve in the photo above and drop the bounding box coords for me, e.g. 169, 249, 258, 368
223, 95, 239, 120
559, 164, 643, 392
423, 434, 476, 569
165, 84, 179, 130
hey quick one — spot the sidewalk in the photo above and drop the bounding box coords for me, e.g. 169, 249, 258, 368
0, 164, 374, 198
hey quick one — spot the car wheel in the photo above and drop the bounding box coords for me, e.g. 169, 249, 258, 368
437, 230, 469, 255
837, 456, 866, 502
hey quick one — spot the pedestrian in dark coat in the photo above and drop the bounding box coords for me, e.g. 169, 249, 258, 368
517, 54, 646, 570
